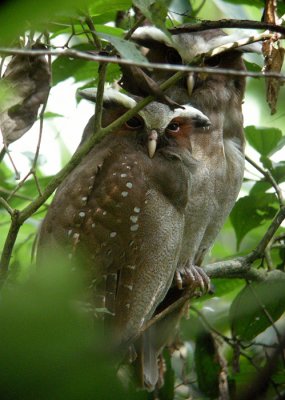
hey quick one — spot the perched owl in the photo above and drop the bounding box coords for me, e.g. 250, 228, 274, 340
118, 27, 252, 388
37, 89, 211, 349
120, 26, 248, 274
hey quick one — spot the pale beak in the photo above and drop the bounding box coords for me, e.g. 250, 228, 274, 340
147, 129, 158, 158
187, 73, 195, 96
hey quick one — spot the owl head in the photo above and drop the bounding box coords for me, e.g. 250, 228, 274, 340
79, 87, 211, 158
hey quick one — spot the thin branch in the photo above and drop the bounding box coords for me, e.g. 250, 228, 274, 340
0, 187, 34, 202
0, 197, 13, 216
169, 19, 285, 36
124, 14, 146, 40
248, 206, 285, 262
1, 47, 285, 81
248, 283, 285, 367
245, 155, 285, 206
84, 16, 102, 50
93, 63, 107, 132
0, 211, 21, 285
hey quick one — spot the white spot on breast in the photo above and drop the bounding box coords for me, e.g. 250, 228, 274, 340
126, 182, 133, 189
110, 232, 117, 238
103, 211, 107, 216
67, 229, 73, 236
121, 191, 128, 197
79, 211, 85, 218
121, 173, 127, 178
113, 172, 117, 176
91, 223, 96, 228
130, 224, 139, 232
82, 196, 87, 202
73, 233, 80, 240
134, 207, 141, 213
130, 215, 138, 223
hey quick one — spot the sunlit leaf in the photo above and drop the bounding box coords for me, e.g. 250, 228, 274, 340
245, 126, 284, 157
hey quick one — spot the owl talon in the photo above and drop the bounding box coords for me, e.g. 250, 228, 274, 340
175, 264, 210, 295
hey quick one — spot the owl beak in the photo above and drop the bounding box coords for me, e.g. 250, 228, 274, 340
147, 130, 158, 158
187, 73, 195, 96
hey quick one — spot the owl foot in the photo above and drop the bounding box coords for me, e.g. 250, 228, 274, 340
175, 265, 210, 295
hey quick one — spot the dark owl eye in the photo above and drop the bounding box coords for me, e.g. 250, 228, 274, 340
204, 54, 221, 67
166, 122, 180, 133
166, 49, 182, 65
125, 116, 143, 129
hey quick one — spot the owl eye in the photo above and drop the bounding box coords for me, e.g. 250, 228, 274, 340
166, 122, 180, 133
125, 116, 143, 130
204, 54, 221, 67
166, 49, 182, 65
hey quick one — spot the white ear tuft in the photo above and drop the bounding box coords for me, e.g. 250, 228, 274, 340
78, 88, 137, 109
131, 27, 172, 47
173, 105, 211, 127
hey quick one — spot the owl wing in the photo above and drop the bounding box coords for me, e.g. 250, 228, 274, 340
37, 135, 189, 346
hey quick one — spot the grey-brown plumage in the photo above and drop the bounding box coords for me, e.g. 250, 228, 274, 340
120, 26, 247, 278
119, 27, 250, 389
37, 90, 210, 348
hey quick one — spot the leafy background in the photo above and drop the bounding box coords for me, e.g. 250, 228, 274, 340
0, 0, 285, 399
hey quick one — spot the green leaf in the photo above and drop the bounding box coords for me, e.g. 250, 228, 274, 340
52, 54, 97, 86
245, 126, 284, 157
99, 33, 148, 62
88, 0, 132, 15
133, 0, 171, 34
195, 329, 220, 398
43, 112, 64, 119
271, 161, 285, 184
0, 0, 93, 44
249, 180, 271, 196
230, 271, 285, 341
230, 193, 278, 249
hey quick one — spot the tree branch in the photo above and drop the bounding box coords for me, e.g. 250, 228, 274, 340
1, 47, 285, 81
169, 19, 285, 36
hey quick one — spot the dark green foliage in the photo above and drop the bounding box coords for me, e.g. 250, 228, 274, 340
230, 271, 285, 341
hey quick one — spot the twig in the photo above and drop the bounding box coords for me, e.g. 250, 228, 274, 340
169, 19, 285, 36
248, 283, 285, 367
0, 211, 21, 284
245, 155, 285, 206
0, 197, 13, 216
248, 206, 285, 262
93, 63, 107, 132
2, 144, 20, 180
0, 187, 34, 202
84, 16, 102, 50
124, 14, 146, 40
1, 47, 285, 81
